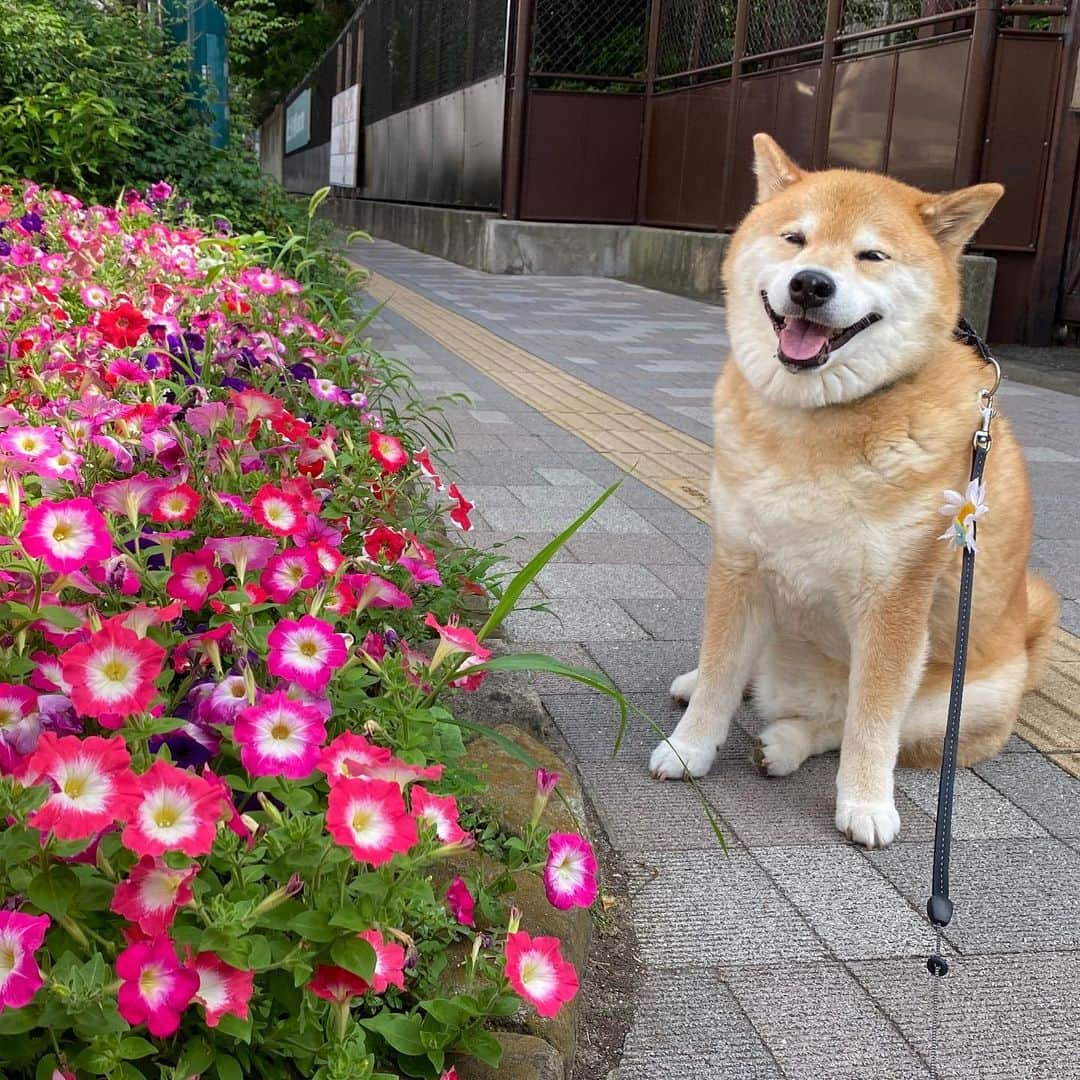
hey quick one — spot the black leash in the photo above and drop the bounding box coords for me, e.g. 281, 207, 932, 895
925, 318, 1001, 1072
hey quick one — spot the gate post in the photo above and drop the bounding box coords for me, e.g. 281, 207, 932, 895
812, 0, 843, 169
502, 0, 536, 219
955, 0, 1001, 186
635, 0, 665, 224
719, 0, 750, 227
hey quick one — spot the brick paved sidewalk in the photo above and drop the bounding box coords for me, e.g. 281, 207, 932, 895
353, 237, 1080, 1080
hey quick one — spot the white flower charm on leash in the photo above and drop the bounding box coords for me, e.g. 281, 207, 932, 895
938, 478, 989, 553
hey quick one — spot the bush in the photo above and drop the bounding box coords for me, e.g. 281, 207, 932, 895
0, 0, 300, 235
0, 180, 619, 1078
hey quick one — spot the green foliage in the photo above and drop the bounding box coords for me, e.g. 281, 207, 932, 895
0, 0, 302, 234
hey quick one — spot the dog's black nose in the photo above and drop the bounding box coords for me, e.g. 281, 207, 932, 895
788, 269, 835, 309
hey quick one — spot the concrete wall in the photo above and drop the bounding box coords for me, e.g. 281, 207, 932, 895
325, 198, 997, 337
259, 105, 284, 184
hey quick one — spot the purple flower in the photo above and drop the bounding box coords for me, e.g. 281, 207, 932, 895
18, 213, 43, 234
149, 181, 173, 202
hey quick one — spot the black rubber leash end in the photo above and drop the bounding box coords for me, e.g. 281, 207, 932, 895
927, 894, 954, 928
927, 954, 949, 978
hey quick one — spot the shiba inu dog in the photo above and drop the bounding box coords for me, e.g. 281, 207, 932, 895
650, 134, 1058, 848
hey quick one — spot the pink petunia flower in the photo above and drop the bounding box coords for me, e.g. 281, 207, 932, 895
26, 733, 138, 840
266, 615, 347, 694
260, 546, 322, 604
325, 777, 417, 865
543, 833, 598, 911
346, 573, 413, 612
368, 430, 408, 473
121, 759, 221, 858
251, 484, 303, 536
205, 535, 278, 583
62, 619, 165, 719
358, 929, 405, 993
0, 912, 50, 1011
411, 787, 470, 846
448, 483, 474, 531
413, 447, 444, 491
317, 731, 442, 789
446, 876, 475, 927
190, 952, 254, 1027
80, 283, 112, 309
308, 964, 368, 1003
0, 684, 39, 754
424, 613, 491, 673
116, 936, 199, 1038
151, 483, 201, 524
110, 856, 197, 935
504, 931, 579, 1018
0, 425, 62, 461
92, 473, 165, 527
233, 689, 326, 779
166, 550, 225, 610
21, 498, 112, 573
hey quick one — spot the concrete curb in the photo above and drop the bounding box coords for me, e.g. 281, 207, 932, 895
326, 197, 998, 336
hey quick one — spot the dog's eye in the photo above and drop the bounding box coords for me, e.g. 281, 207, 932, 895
781, 232, 805, 247
858, 250, 889, 262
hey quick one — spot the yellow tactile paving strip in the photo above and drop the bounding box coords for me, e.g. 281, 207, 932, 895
363, 271, 714, 522
360, 266, 1080, 775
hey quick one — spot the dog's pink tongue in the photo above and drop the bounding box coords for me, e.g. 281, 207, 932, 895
779, 317, 829, 362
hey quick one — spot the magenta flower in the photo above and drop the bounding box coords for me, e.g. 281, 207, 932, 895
260, 546, 322, 603
505, 931, 579, 1018
267, 615, 347, 694
346, 572, 413, 611
166, 549, 225, 610
0, 912, 50, 1011
0, 425, 62, 461
446, 876, 475, 927
411, 786, 470, 846
116, 936, 199, 1037
536, 768, 560, 795
92, 472, 166, 526
110, 856, 197, 935
21, 498, 112, 573
205, 534, 278, 583
233, 689, 327, 779
543, 833, 598, 911
190, 952, 255, 1027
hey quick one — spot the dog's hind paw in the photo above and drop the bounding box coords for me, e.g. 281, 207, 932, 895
835, 797, 900, 849
669, 668, 699, 703
754, 720, 811, 777
650, 735, 715, 780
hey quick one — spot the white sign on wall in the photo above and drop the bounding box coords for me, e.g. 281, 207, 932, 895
285, 88, 311, 154
330, 85, 360, 187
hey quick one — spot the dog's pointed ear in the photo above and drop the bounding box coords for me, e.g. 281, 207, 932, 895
918, 183, 1004, 250
753, 133, 804, 203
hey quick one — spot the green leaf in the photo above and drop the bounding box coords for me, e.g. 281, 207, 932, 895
216, 1012, 253, 1044
455, 1027, 503, 1067
478, 480, 620, 641
27, 865, 78, 919
216, 1054, 244, 1080
0, 1002, 40, 1035
358, 1011, 426, 1057
176, 1036, 215, 1079
118, 1037, 156, 1060
35, 604, 83, 629
329, 935, 377, 981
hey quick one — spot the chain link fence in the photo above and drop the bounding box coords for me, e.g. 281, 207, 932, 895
840, 0, 971, 34
745, 0, 826, 57
656, 0, 736, 76
362, 0, 510, 125
530, 0, 649, 79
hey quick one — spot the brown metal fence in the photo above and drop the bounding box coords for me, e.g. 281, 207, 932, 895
503, 0, 1078, 340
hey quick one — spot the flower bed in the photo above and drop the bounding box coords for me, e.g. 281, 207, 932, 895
0, 182, 604, 1080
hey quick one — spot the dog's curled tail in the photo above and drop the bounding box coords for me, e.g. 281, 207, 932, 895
1024, 571, 1059, 691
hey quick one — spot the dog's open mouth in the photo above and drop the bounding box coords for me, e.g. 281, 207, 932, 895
761, 292, 881, 373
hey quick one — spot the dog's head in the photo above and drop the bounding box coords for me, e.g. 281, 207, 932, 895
723, 134, 1003, 408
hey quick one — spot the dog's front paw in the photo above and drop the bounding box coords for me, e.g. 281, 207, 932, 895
650, 735, 716, 780
835, 797, 900, 848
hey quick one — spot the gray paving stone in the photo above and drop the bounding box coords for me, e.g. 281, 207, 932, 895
505, 642, 603, 698
644, 563, 709, 598
695, 753, 937, 847
618, 598, 706, 640
562, 531, 703, 566
852, 953, 1080, 1079
585, 640, 701, 693
535, 563, 676, 600
893, 766, 1048, 840
628, 849, 829, 967
544, 691, 691, 762
753, 846, 931, 960
457, 530, 563, 568
503, 599, 649, 643
867, 838, 1080, 954
534, 466, 600, 487
975, 752, 1080, 838
479, 500, 660, 535
724, 963, 930, 1080
579, 762, 738, 852
619, 969, 781, 1080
